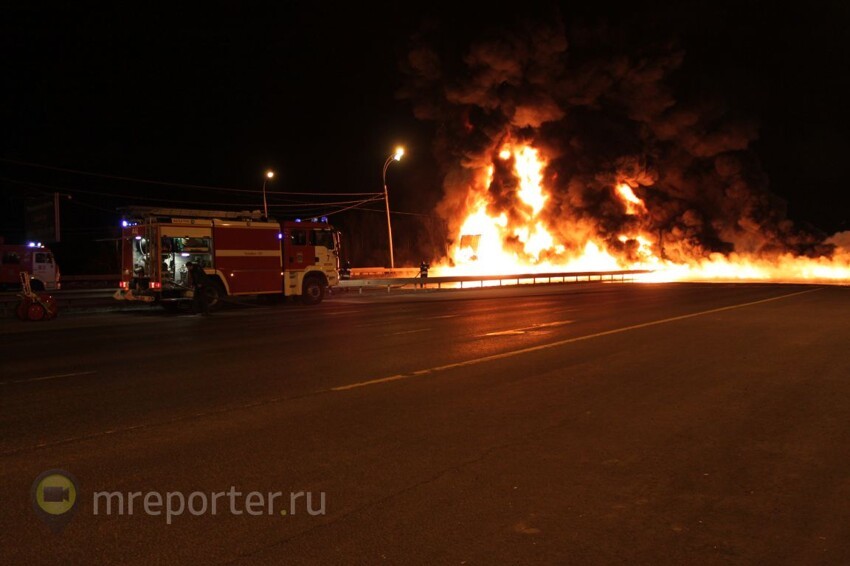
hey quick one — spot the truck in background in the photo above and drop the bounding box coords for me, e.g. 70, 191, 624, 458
115, 207, 340, 309
0, 241, 61, 291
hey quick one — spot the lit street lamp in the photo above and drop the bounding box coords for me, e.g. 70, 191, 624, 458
382, 146, 404, 270
262, 170, 274, 219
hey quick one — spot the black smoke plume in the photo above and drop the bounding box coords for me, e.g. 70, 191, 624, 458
399, 12, 833, 265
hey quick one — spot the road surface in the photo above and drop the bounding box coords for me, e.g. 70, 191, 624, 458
1, 282, 849, 564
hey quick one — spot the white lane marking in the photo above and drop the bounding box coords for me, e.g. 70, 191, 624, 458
1, 371, 97, 386
386, 328, 430, 336
335, 374, 408, 389
426, 314, 460, 319
482, 320, 574, 337
484, 330, 525, 336
332, 288, 820, 391
3, 288, 820, 455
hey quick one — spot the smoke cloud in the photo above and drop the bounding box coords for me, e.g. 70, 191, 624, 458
399, 13, 833, 265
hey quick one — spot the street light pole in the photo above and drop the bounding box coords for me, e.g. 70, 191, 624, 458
262, 170, 274, 219
382, 147, 404, 270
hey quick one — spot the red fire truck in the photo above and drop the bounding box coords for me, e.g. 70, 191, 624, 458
115, 207, 340, 309
0, 241, 61, 291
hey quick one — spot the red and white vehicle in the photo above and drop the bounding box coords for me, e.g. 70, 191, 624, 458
0, 242, 61, 291
116, 207, 340, 308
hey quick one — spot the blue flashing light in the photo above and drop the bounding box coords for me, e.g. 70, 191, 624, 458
277, 233, 283, 240
121, 220, 129, 228
320, 216, 328, 223
294, 218, 301, 223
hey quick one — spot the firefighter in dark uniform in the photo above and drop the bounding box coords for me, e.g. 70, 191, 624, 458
187, 261, 211, 315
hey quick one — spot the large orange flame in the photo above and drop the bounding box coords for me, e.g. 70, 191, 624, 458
440, 142, 850, 283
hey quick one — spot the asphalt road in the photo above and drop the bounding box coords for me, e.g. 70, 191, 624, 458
2, 282, 849, 565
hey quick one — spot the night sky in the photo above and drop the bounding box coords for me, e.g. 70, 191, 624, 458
3, 1, 849, 267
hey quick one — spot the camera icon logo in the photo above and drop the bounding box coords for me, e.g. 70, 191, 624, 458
32, 469, 79, 532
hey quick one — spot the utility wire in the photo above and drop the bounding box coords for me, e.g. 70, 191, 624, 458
0, 157, 382, 196
0, 176, 381, 210
317, 196, 386, 217
357, 206, 439, 218
0, 177, 264, 207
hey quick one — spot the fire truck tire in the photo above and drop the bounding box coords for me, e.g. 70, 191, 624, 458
301, 276, 325, 305
30, 279, 45, 292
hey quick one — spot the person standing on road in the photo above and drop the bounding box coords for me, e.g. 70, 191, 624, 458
419, 260, 429, 288
187, 261, 211, 316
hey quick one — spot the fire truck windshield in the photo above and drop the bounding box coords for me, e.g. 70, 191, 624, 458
311, 229, 335, 249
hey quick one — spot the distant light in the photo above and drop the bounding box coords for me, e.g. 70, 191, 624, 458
135, 236, 142, 240
266, 170, 275, 179
121, 220, 129, 228
393, 146, 405, 161
181, 252, 190, 257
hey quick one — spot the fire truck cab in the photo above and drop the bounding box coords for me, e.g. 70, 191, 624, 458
0, 242, 61, 291
116, 208, 340, 308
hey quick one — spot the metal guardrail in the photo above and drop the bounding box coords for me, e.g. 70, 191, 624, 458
2, 270, 651, 316
59, 274, 121, 289
337, 269, 652, 293
0, 289, 121, 318
349, 267, 420, 277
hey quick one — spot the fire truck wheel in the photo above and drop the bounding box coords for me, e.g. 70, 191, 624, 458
30, 279, 45, 292
301, 276, 324, 305
27, 303, 46, 321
